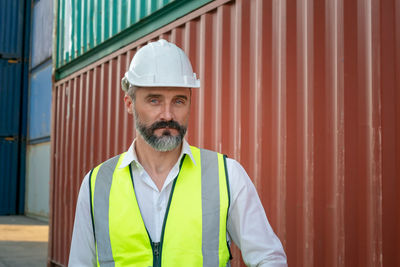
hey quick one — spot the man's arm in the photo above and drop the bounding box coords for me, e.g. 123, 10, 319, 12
226, 159, 287, 267
68, 173, 97, 267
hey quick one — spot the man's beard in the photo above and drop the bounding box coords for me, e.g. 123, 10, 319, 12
135, 113, 187, 152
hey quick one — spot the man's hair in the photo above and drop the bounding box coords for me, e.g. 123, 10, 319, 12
121, 77, 139, 100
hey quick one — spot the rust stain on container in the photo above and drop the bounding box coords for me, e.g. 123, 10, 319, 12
49, 0, 400, 266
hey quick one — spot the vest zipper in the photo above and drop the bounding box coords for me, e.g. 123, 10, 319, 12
130, 156, 186, 267
152, 242, 161, 266
154, 155, 186, 267
130, 164, 159, 267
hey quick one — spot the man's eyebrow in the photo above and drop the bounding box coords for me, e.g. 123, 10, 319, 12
145, 94, 162, 98
145, 94, 188, 100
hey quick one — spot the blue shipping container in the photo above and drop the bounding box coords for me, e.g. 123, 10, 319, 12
0, 139, 19, 214
0, 0, 25, 59
0, 60, 23, 136
28, 61, 52, 141
0, 0, 31, 215
31, 0, 53, 68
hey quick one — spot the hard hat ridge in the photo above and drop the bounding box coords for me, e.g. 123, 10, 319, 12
123, 39, 200, 90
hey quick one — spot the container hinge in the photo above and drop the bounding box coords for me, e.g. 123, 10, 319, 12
7, 58, 21, 64
0, 54, 21, 63
1, 136, 17, 141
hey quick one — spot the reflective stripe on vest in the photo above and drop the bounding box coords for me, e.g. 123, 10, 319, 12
90, 146, 231, 267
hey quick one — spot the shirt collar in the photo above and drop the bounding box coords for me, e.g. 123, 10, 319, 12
118, 138, 196, 169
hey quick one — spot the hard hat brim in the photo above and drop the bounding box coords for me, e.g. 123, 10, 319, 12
124, 72, 201, 88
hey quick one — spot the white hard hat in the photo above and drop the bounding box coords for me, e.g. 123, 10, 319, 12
124, 39, 200, 88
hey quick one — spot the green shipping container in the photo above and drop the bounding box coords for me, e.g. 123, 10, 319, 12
55, 0, 215, 80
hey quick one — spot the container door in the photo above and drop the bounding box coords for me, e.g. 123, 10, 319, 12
0, 0, 30, 215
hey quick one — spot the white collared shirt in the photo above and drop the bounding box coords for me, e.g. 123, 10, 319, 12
68, 140, 287, 267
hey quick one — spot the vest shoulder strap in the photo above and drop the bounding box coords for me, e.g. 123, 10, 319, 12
90, 154, 122, 265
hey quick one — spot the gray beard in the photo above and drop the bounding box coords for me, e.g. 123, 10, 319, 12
134, 113, 186, 152
141, 133, 182, 152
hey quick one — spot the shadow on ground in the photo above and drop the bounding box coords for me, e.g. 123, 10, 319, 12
0, 216, 48, 267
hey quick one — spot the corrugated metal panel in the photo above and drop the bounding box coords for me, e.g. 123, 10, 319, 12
54, 0, 215, 79
55, 0, 178, 66
50, 0, 400, 266
0, 0, 31, 215
31, 0, 53, 68
0, 60, 23, 136
0, 139, 19, 214
26, 142, 50, 218
0, 0, 25, 59
28, 61, 52, 141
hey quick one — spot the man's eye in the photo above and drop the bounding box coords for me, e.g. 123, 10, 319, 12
175, 99, 185, 104
149, 98, 159, 104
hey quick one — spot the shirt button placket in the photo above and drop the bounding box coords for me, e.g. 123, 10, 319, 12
155, 193, 162, 241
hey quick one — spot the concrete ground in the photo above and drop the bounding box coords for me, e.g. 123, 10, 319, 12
0, 216, 48, 267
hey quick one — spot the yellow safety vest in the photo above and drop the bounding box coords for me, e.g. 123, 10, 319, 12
89, 146, 231, 266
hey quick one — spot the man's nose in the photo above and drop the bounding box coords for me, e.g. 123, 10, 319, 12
160, 103, 173, 121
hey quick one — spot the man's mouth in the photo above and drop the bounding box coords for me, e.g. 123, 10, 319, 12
155, 127, 178, 136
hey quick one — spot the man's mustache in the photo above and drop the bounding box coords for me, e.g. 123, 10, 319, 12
149, 120, 183, 132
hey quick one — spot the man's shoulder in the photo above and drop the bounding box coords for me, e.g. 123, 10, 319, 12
92, 153, 125, 172
188, 145, 226, 156
188, 145, 249, 175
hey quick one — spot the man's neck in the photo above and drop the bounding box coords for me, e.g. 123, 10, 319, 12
134, 134, 182, 191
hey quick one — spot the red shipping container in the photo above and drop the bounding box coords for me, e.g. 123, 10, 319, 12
49, 0, 400, 266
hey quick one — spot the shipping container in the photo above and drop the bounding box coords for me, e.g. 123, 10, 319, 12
31, 0, 53, 68
25, 142, 50, 218
0, 0, 31, 215
0, 60, 23, 136
0, 0, 25, 59
0, 138, 20, 214
28, 61, 52, 142
54, 0, 215, 79
26, 0, 54, 221
0, 59, 23, 215
50, 0, 400, 266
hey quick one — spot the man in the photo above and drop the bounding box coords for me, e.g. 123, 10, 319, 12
69, 39, 287, 266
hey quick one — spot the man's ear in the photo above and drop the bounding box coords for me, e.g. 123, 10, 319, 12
124, 94, 134, 114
